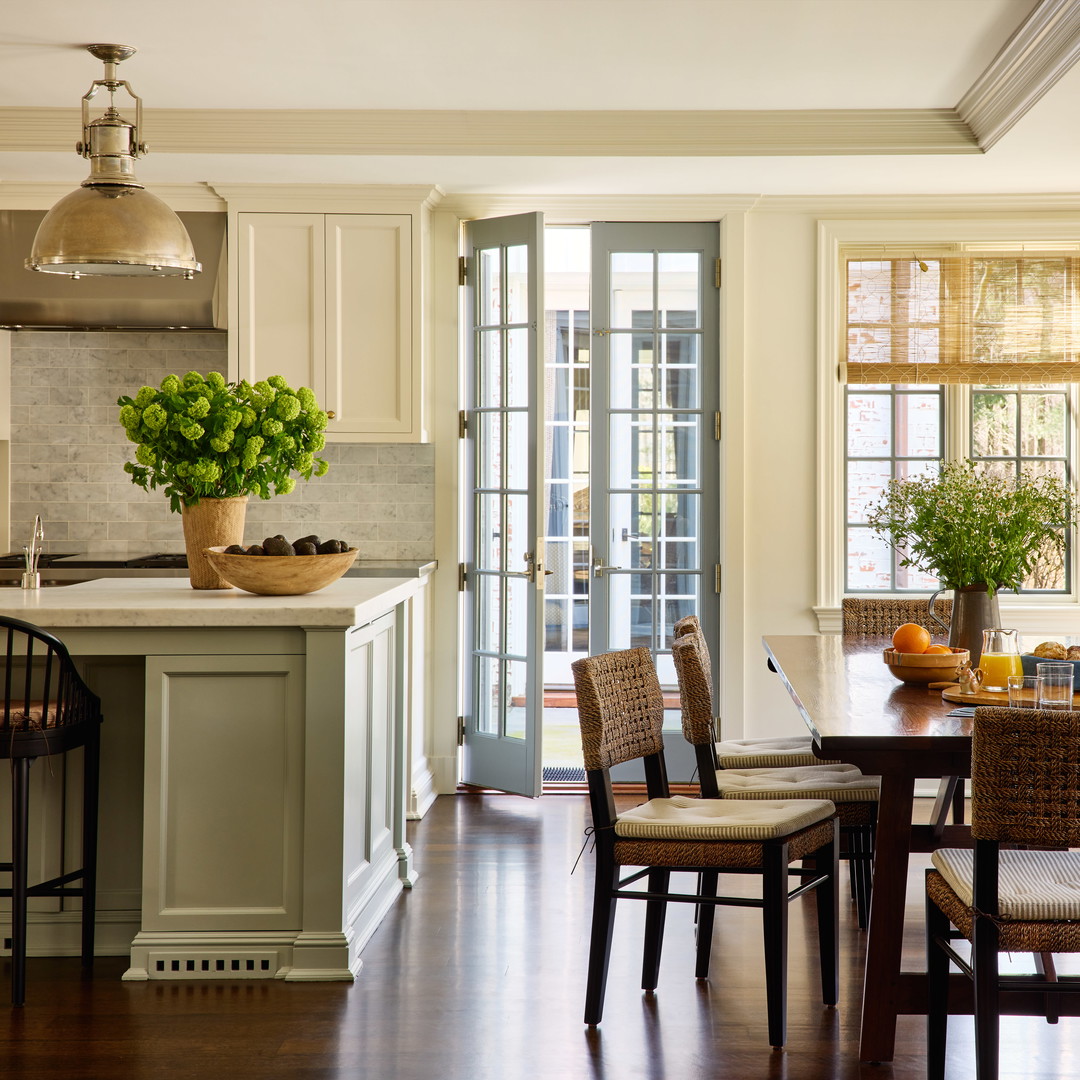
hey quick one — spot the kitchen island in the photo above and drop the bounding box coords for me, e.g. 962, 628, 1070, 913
0, 576, 422, 982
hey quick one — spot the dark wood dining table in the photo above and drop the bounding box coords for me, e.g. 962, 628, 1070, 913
762, 634, 976, 1063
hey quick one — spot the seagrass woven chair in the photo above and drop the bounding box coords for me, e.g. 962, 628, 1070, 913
672, 629, 879, 929
926, 706, 1080, 1080
842, 596, 965, 830
572, 646, 839, 1047
0, 616, 102, 1006
671, 614, 828, 768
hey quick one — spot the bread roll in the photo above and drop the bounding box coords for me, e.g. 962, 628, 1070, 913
1033, 641, 1068, 659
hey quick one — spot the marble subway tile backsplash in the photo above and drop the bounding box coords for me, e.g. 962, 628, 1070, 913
8, 331, 435, 559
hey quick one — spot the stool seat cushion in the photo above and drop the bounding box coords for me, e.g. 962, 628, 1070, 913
932, 847, 1080, 922
714, 763, 881, 803
2, 703, 58, 731
615, 794, 836, 841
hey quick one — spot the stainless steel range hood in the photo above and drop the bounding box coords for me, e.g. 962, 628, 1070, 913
0, 210, 226, 331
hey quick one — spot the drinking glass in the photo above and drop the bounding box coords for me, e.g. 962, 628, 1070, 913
1037, 672, 1074, 711
1007, 675, 1038, 708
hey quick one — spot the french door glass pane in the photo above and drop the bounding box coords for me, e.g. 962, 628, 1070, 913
479, 330, 502, 407
505, 493, 529, 573
505, 660, 527, 739
477, 655, 500, 736
477, 573, 501, 654
506, 327, 529, 407
658, 253, 700, 324
479, 413, 502, 489
505, 411, 529, 489
477, 494, 501, 570
506, 245, 529, 325
479, 248, 501, 326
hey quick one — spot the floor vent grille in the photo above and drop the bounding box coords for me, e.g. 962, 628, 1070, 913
147, 951, 277, 979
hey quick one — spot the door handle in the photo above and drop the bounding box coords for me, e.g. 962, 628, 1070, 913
592, 555, 622, 579
504, 552, 552, 584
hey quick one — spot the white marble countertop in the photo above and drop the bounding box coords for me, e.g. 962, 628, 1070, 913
0, 576, 418, 629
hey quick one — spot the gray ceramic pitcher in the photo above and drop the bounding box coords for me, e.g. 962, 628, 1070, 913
927, 585, 1001, 665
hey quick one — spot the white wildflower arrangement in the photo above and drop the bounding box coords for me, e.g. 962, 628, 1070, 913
118, 371, 330, 513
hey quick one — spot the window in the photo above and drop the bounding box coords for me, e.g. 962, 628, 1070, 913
818, 222, 1080, 621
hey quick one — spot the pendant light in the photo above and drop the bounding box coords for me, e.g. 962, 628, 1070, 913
26, 44, 201, 279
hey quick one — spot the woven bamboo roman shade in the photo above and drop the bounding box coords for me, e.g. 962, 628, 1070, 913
840, 247, 1080, 385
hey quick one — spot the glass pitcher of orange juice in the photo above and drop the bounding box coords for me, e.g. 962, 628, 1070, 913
978, 628, 1022, 692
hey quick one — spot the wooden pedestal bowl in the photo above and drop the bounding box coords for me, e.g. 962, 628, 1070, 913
204, 546, 358, 595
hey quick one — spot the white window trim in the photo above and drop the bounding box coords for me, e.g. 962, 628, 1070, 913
816, 216, 1080, 636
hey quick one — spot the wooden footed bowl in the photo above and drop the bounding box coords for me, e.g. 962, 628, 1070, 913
204, 546, 358, 595
882, 647, 969, 686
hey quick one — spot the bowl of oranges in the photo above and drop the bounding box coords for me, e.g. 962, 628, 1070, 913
883, 623, 969, 686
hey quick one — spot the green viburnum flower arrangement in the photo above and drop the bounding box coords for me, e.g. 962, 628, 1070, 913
118, 372, 330, 513
865, 461, 1076, 592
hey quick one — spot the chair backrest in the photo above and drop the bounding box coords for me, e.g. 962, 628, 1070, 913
671, 630, 714, 747
571, 647, 666, 772
971, 706, 1080, 848
671, 630, 722, 797
672, 614, 700, 639
841, 596, 951, 637
0, 616, 101, 743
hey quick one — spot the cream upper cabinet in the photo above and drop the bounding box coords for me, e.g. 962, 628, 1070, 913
234, 210, 422, 442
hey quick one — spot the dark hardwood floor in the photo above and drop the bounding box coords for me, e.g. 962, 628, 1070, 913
1, 792, 1073, 1078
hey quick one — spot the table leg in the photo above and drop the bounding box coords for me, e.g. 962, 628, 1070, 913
859, 772, 915, 1063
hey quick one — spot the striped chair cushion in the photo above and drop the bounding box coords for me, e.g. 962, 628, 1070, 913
615, 794, 835, 841
713, 763, 880, 803
715, 736, 839, 769
932, 847, 1080, 921
2, 703, 59, 730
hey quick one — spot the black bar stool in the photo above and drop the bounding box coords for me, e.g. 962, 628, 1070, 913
0, 616, 102, 1006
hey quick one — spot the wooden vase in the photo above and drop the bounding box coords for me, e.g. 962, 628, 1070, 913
180, 496, 248, 589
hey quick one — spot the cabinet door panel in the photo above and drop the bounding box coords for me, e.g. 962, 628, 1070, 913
327, 214, 413, 435
236, 213, 325, 397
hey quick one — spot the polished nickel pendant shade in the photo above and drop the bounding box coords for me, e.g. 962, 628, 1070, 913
26, 44, 201, 279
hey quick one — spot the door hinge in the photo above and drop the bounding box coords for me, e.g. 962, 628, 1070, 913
458, 255, 468, 286
458, 563, 467, 591
714, 257, 722, 289
714, 411, 721, 441
715, 564, 722, 594
459, 409, 468, 438
458, 716, 466, 746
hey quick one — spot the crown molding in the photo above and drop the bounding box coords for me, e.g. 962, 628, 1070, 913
0, 179, 225, 211
437, 192, 762, 220
0, 105, 978, 158
206, 183, 444, 213
957, 0, 1080, 149
752, 191, 1080, 215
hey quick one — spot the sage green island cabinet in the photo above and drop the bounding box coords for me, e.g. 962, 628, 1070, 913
0, 576, 421, 982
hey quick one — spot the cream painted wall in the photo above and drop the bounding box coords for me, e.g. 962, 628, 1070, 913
740, 208, 824, 737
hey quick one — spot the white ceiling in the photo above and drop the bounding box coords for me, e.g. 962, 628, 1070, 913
1, 0, 1079, 196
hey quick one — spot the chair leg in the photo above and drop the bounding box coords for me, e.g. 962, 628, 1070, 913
695, 870, 718, 979
584, 864, 619, 1025
762, 842, 789, 1049
815, 823, 839, 1007
973, 911, 1000, 1080
925, 880, 951, 1080
10, 757, 33, 1007
855, 824, 874, 930
641, 869, 669, 992
81, 730, 101, 967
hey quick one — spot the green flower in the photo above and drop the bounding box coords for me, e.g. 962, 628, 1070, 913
187, 397, 211, 419
267, 375, 288, 390
134, 386, 157, 408
160, 374, 182, 395
261, 418, 284, 438
315, 458, 330, 477
191, 460, 222, 484
297, 386, 317, 412
209, 433, 234, 452
275, 475, 296, 495
206, 372, 227, 392
180, 421, 205, 441
135, 444, 156, 467
182, 371, 205, 389
118, 403, 141, 429
142, 403, 168, 431
274, 394, 301, 421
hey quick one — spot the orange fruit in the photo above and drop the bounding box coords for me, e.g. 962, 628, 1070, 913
892, 623, 932, 653
922, 644, 952, 654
